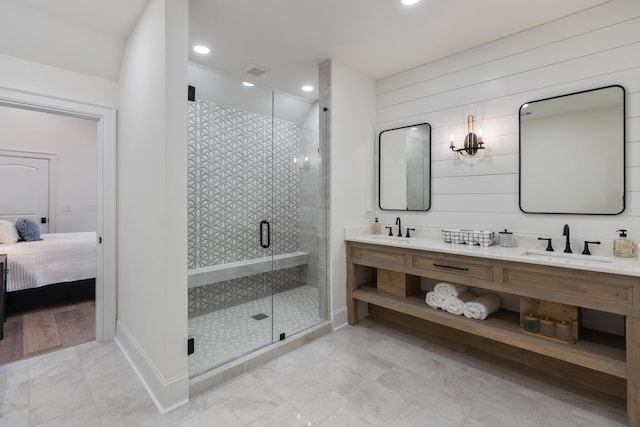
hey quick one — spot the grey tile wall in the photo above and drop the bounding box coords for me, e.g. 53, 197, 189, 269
187, 99, 304, 315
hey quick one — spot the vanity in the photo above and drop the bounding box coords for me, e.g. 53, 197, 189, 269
345, 235, 640, 425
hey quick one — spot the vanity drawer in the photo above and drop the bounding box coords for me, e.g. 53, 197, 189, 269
412, 254, 494, 281
503, 267, 637, 314
349, 245, 407, 267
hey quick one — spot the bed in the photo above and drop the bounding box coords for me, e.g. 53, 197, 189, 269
0, 232, 97, 292
0, 231, 97, 339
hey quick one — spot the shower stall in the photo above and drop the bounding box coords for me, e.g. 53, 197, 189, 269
186, 65, 328, 378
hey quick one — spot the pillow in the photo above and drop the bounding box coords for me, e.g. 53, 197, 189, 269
0, 219, 19, 244
15, 217, 43, 242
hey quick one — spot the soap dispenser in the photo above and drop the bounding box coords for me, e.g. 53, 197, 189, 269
371, 218, 381, 235
614, 229, 635, 258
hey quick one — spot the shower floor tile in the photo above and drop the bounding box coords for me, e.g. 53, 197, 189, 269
188, 285, 323, 378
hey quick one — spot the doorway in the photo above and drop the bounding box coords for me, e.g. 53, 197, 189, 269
0, 108, 99, 363
0, 87, 116, 347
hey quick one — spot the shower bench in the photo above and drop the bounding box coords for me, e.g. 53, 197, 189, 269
188, 252, 309, 288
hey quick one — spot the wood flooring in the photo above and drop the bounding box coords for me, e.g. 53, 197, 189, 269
0, 300, 95, 365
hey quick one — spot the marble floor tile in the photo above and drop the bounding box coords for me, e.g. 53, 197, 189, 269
174, 401, 244, 427
31, 406, 100, 427
248, 402, 315, 427
334, 376, 410, 424
0, 317, 627, 426
391, 402, 459, 427
28, 365, 94, 426
207, 373, 284, 425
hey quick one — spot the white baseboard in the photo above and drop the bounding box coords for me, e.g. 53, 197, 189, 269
115, 320, 189, 414
332, 302, 369, 330
332, 306, 347, 329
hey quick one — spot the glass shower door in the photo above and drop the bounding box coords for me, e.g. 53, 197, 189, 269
187, 65, 327, 378
269, 92, 327, 342
186, 69, 275, 376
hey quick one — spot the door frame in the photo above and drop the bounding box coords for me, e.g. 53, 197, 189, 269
0, 87, 116, 341
0, 149, 58, 232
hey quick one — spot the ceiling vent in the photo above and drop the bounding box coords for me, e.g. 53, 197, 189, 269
243, 64, 270, 78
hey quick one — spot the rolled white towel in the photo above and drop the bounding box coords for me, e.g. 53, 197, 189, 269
442, 292, 476, 315
463, 294, 502, 320
434, 282, 469, 298
425, 291, 445, 309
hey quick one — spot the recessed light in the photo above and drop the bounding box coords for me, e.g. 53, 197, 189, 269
242, 81, 255, 87
301, 85, 314, 92
193, 45, 210, 54
401, 0, 420, 5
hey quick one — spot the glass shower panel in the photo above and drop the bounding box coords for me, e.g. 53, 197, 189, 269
270, 92, 327, 342
186, 68, 275, 377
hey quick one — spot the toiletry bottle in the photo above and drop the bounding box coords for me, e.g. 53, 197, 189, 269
613, 229, 636, 258
372, 218, 381, 235
498, 229, 515, 247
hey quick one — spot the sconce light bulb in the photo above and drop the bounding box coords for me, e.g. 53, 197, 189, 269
478, 129, 483, 142
450, 134, 455, 147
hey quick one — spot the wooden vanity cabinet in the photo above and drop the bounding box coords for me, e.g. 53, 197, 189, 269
346, 241, 640, 425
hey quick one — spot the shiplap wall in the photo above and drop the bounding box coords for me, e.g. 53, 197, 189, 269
374, 0, 640, 243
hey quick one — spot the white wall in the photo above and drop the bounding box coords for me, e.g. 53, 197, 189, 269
374, 0, 640, 244
370, 0, 640, 335
329, 60, 375, 327
0, 106, 98, 232
0, 1, 125, 81
116, 0, 189, 413
0, 54, 118, 107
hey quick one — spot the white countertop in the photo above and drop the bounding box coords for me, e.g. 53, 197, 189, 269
345, 233, 640, 277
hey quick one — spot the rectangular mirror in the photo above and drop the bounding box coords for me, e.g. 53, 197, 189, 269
379, 123, 431, 211
519, 85, 625, 214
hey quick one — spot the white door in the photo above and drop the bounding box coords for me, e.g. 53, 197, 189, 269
0, 155, 49, 233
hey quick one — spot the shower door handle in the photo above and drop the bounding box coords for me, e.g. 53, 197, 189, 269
260, 220, 270, 249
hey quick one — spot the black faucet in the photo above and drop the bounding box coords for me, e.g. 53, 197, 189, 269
395, 216, 402, 237
562, 224, 572, 254
582, 241, 601, 255
538, 237, 554, 252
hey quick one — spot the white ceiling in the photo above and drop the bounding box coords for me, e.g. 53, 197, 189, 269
0, 0, 610, 101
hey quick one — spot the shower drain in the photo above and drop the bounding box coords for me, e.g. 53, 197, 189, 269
251, 313, 269, 321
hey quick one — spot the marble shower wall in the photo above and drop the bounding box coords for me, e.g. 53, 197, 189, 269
187, 100, 303, 315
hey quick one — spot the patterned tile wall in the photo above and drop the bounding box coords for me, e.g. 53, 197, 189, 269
187, 100, 303, 314
187, 268, 304, 317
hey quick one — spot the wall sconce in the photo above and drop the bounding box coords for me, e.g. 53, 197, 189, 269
450, 115, 485, 157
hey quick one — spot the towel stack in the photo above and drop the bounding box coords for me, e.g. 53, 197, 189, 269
425, 282, 501, 320
425, 282, 474, 315
462, 294, 502, 320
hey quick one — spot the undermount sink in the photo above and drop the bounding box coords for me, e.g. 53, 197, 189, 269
521, 250, 613, 266
368, 235, 411, 245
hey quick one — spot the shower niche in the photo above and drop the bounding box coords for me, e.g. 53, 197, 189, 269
186, 65, 328, 378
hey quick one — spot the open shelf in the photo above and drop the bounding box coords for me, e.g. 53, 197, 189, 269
353, 286, 627, 379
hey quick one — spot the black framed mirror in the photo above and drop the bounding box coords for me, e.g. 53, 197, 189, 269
379, 123, 431, 211
519, 85, 625, 215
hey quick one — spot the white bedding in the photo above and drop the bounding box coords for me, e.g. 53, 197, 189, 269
0, 232, 97, 292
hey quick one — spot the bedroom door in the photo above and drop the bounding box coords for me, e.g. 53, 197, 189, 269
0, 155, 50, 233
